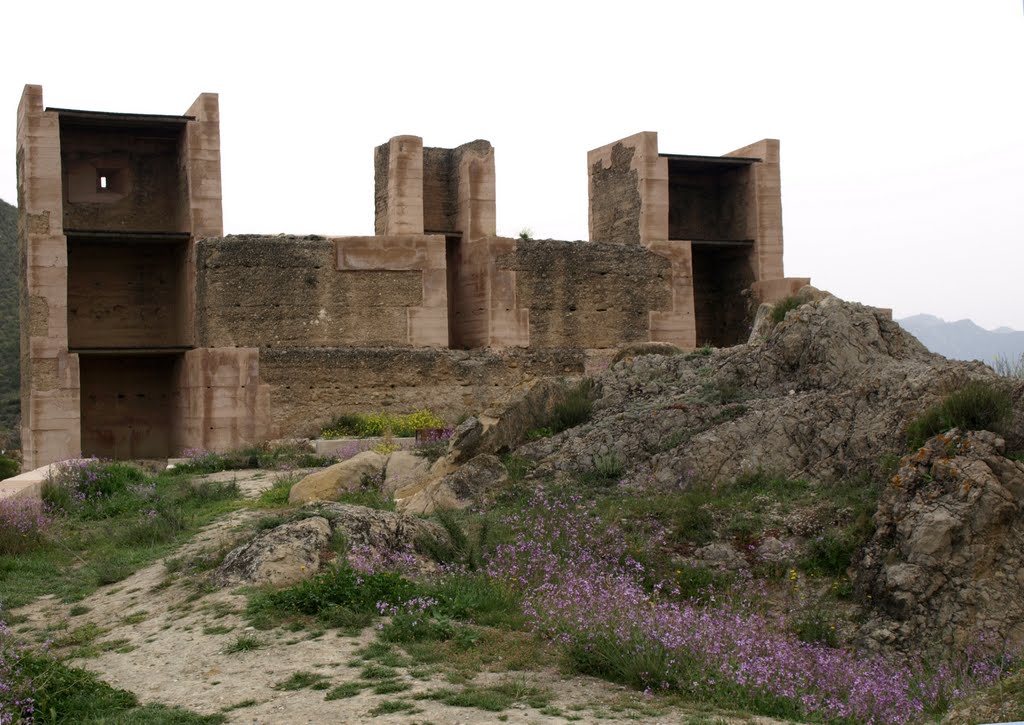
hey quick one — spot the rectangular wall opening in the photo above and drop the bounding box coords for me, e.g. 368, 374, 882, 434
691, 242, 756, 347
666, 157, 755, 242
79, 353, 182, 459
445, 234, 465, 349
67, 235, 190, 349
59, 120, 189, 234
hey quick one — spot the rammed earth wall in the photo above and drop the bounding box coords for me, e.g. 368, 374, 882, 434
258, 347, 586, 437
497, 239, 673, 349
195, 236, 423, 348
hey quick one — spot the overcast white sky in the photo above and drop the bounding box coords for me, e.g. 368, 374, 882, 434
3, 1, 1022, 328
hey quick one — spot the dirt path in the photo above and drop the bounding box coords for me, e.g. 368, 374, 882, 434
13, 469, 781, 724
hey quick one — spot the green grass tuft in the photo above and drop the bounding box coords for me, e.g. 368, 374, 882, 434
771, 295, 803, 324
275, 670, 331, 691
906, 380, 1013, 449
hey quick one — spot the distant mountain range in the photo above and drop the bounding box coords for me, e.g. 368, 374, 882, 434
897, 314, 1024, 367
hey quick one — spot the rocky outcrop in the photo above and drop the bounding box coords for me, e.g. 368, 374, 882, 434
522, 293, 1012, 487
448, 378, 574, 463
381, 450, 432, 496
395, 454, 508, 515
288, 450, 387, 503
215, 503, 451, 588
392, 377, 572, 513
854, 430, 1024, 654
308, 501, 448, 557
215, 516, 332, 588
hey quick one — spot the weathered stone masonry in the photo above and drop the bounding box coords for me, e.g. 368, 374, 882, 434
18, 85, 807, 464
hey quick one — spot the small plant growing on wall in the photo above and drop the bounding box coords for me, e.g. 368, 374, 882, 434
321, 410, 445, 439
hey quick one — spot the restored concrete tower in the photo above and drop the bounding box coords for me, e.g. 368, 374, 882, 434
587, 132, 808, 349
367, 136, 527, 350
17, 85, 269, 467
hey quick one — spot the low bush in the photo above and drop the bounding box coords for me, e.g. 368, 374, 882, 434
173, 443, 337, 474
801, 531, 859, 577
771, 295, 803, 324
42, 459, 145, 514
247, 565, 418, 627
321, 410, 445, 439
429, 572, 524, 629
790, 609, 839, 647
378, 597, 456, 643
413, 427, 453, 463
416, 510, 493, 571
0, 454, 18, 481
906, 380, 1013, 449
0, 497, 53, 555
993, 352, 1024, 379
548, 379, 596, 434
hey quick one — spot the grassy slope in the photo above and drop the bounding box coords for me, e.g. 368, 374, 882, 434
0, 198, 18, 447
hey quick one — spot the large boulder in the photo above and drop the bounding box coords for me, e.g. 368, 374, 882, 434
381, 450, 432, 497
215, 516, 332, 588
309, 502, 450, 567
288, 450, 387, 503
854, 430, 1024, 654
395, 454, 508, 515
448, 378, 574, 463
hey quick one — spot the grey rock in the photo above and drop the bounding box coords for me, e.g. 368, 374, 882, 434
308, 502, 449, 559
854, 430, 1024, 654
215, 516, 332, 588
398, 454, 509, 515
288, 450, 387, 503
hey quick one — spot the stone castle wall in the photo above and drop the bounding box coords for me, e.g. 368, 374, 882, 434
18, 83, 804, 465
259, 346, 585, 438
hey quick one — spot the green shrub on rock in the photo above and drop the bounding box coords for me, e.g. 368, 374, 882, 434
906, 380, 1013, 449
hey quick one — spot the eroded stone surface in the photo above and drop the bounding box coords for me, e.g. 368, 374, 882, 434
397, 454, 508, 515
215, 516, 331, 588
855, 430, 1024, 654
288, 450, 387, 504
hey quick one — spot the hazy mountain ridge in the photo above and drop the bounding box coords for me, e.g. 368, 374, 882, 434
0, 198, 18, 445
897, 313, 1024, 366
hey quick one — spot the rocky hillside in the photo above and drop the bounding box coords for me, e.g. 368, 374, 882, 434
522, 292, 1020, 487
398, 289, 1024, 656
0, 198, 17, 448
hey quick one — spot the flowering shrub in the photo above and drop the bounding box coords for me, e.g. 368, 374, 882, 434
376, 596, 455, 643
486, 492, 1015, 724
348, 544, 420, 576
41, 458, 144, 514
0, 498, 53, 555
321, 410, 445, 439
413, 427, 454, 463
0, 620, 35, 723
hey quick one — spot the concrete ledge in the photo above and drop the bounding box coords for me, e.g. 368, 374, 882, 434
0, 463, 58, 502
313, 437, 415, 457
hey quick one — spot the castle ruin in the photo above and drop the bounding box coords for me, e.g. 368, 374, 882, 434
17, 85, 808, 468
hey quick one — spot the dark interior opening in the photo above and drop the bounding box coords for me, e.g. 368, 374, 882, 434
444, 234, 464, 349
667, 158, 754, 242
67, 235, 190, 349
691, 242, 756, 347
58, 120, 189, 234
79, 353, 182, 459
